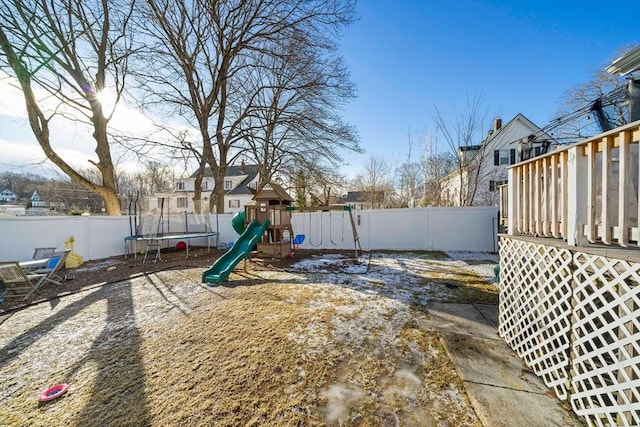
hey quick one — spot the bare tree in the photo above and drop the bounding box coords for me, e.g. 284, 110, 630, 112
116, 161, 173, 195
393, 134, 423, 208
551, 44, 640, 143
434, 92, 491, 206
0, 171, 49, 200
395, 162, 423, 208
420, 151, 455, 206
0, 0, 137, 215
352, 155, 393, 209
418, 131, 455, 206
242, 35, 359, 190
137, 0, 356, 214
288, 159, 346, 207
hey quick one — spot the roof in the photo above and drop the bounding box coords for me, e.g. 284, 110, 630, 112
439, 113, 546, 183
253, 181, 294, 202
459, 145, 482, 152
227, 165, 260, 195
337, 191, 384, 203
189, 164, 260, 196
606, 46, 640, 76
189, 164, 260, 179
461, 113, 544, 156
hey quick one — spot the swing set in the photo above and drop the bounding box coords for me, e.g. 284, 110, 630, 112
286, 205, 362, 261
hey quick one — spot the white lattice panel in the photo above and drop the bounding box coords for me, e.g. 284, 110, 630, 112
498, 238, 574, 399
499, 237, 640, 426
570, 253, 640, 427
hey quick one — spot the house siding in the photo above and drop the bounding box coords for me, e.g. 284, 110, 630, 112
148, 165, 261, 214
440, 114, 556, 206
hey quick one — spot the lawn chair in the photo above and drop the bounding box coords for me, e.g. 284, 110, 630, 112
33, 247, 56, 260
31, 249, 71, 287
0, 262, 44, 301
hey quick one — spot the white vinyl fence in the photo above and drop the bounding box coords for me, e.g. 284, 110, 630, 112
0, 206, 498, 262
290, 206, 498, 252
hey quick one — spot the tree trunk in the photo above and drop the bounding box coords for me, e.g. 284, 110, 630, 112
0, 12, 124, 215
90, 98, 121, 215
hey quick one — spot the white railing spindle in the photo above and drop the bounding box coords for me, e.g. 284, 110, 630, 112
504, 120, 640, 248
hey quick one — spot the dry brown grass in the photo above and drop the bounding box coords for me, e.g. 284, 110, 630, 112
0, 251, 495, 426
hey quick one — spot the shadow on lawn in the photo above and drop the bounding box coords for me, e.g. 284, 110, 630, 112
0, 281, 149, 425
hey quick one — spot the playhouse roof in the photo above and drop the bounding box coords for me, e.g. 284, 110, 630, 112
252, 181, 293, 203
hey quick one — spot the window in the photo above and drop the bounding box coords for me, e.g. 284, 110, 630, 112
176, 181, 185, 191
224, 179, 233, 190
177, 197, 188, 209
489, 180, 508, 192
202, 180, 209, 190
228, 199, 240, 208
494, 149, 516, 165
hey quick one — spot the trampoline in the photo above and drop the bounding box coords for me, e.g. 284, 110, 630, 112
124, 197, 220, 262
124, 232, 219, 261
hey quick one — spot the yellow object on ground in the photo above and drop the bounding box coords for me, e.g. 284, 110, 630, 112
64, 236, 84, 268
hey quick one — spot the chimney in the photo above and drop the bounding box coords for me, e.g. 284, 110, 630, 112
494, 118, 502, 131
240, 159, 246, 173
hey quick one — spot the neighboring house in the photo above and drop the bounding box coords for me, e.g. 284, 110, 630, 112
0, 189, 17, 203
28, 190, 66, 211
439, 114, 556, 206
336, 190, 389, 210
148, 163, 261, 214
30, 190, 46, 208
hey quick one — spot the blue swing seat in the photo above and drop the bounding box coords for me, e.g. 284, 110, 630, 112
293, 234, 305, 249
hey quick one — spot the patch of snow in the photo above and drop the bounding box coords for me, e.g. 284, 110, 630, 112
321, 383, 364, 422
445, 251, 499, 282
288, 253, 369, 274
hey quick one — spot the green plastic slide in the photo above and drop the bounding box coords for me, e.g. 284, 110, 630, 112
202, 218, 270, 284
231, 211, 246, 235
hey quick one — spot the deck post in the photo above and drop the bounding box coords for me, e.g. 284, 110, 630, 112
567, 145, 588, 246
507, 167, 516, 235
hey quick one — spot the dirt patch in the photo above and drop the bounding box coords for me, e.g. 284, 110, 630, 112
1, 247, 348, 314
1, 250, 495, 425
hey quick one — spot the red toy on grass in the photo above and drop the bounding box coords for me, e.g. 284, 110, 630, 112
39, 384, 69, 402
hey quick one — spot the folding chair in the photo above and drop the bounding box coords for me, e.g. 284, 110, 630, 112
0, 262, 44, 301
33, 247, 56, 260
31, 249, 71, 286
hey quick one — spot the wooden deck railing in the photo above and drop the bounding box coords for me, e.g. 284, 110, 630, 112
507, 120, 640, 247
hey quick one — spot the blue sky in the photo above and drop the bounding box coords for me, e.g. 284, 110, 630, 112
1, 0, 639, 180
339, 0, 640, 174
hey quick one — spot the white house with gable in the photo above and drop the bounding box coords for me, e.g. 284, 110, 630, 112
0, 189, 17, 203
148, 163, 261, 214
439, 114, 556, 206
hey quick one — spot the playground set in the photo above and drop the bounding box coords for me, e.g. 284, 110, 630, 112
202, 182, 362, 284
122, 187, 361, 283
